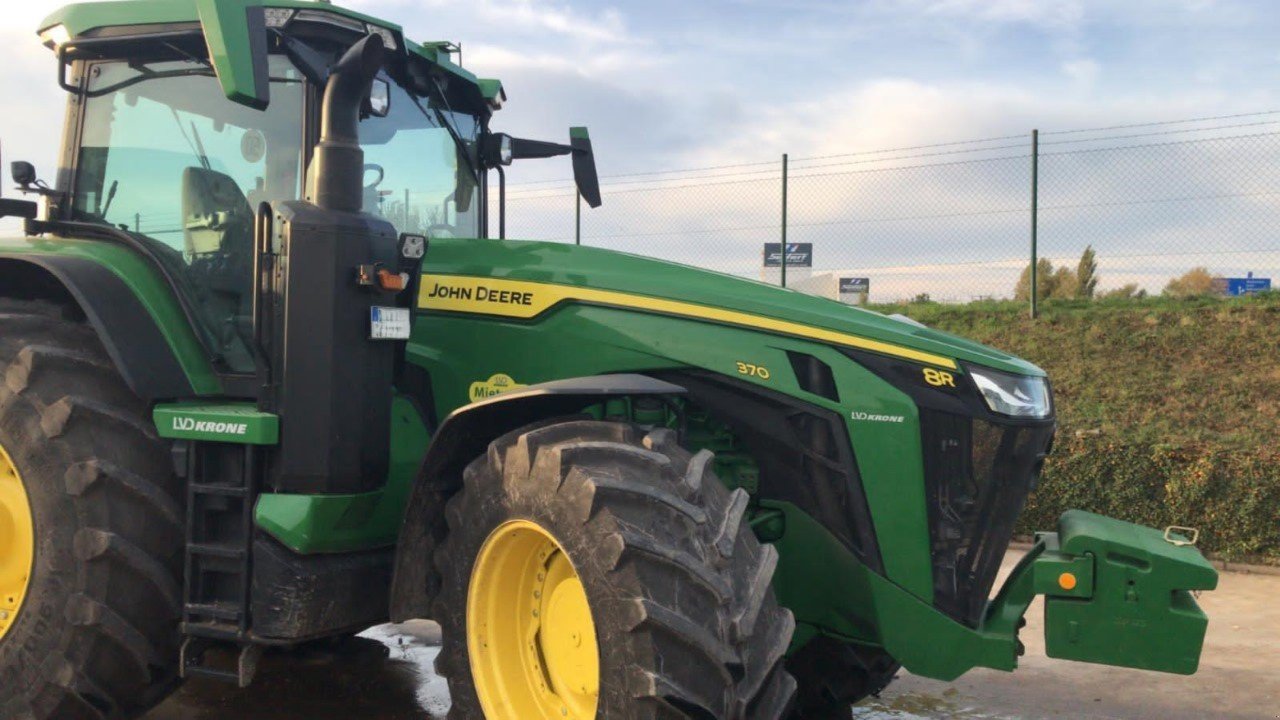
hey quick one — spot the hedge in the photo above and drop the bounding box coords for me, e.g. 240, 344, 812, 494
1016, 437, 1280, 562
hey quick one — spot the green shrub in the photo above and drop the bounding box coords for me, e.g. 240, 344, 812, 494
1019, 437, 1280, 562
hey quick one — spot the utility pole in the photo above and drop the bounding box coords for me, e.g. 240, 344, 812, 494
1030, 129, 1040, 319
781, 153, 789, 288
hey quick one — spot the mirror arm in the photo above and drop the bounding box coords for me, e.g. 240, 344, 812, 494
497, 165, 506, 240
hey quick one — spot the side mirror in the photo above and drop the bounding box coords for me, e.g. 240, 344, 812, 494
569, 127, 601, 208
11, 161, 36, 188
367, 78, 391, 118
1, 148, 39, 220
481, 128, 602, 207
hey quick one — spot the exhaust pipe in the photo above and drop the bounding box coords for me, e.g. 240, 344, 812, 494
308, 33, 385, 213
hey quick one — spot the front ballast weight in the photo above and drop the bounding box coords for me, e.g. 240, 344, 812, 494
983, 511, 1218, 677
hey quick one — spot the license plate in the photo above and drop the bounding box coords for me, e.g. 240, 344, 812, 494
370, 306, 411, 340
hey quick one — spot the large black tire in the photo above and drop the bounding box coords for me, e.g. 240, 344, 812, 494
0, 299, 184, 719
785, 636, 900, 719
434, 419, 798, 719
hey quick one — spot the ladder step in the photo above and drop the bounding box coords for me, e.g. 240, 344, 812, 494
185, 602, 243, 622
187, 543, 247, 559
182, 621, 246, 642
182, 664, 243, 684
190, 483, 249, 497
180, 640, 262, 688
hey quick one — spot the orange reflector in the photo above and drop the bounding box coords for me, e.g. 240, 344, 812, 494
1058, 572, 1078, 591
377, 269, 408, 292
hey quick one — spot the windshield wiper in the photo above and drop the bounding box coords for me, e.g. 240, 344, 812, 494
414, 78, 480, 185
99, 179, 118, 220
170, 108, 212, 171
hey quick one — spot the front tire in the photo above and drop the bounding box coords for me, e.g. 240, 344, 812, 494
434, 420, 798, 719
0, 300, 183, 719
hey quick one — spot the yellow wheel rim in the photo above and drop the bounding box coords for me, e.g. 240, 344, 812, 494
0, 441, 34, 642
467, 520, 599, 720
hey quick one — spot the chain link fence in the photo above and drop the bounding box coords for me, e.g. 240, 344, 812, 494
496, 111, 1280, 305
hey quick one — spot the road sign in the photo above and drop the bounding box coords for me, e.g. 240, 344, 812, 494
1220, 273, 1271, 296
839, 277, 869, 294
763, 243, 812, 268
838, 277, 869, 305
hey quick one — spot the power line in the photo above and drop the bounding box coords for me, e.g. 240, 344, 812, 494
1039, 119, 1280, 146
1042, 109, 1280, 136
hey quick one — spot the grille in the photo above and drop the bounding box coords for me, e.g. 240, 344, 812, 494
920, 409, 1054, 626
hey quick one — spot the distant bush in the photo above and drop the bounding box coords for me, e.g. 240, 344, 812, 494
1098, 282, 1147, 300
1013, 247, 1098, 301
1163, 266, 1219, 297
1020, 438, 1280, 562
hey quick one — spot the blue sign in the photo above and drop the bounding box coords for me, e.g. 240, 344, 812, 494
1223, 277, 1271, 296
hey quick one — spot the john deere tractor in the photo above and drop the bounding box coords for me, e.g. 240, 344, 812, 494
0, 2, 1218, 719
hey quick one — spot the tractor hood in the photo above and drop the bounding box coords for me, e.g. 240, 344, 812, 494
420, 238, 1045, 378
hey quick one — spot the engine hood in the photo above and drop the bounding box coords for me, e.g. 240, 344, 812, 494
422, 238, 1045, 377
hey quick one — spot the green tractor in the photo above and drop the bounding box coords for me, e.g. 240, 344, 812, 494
0, 2, 1218, 719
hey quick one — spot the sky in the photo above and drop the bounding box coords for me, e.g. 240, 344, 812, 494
3, 0, 1280, 300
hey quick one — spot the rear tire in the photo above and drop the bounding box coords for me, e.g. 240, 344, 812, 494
434, 419, 798, 719
0, 299, 183, 720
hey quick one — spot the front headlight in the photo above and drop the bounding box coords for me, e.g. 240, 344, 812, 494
968, 366, 1052, 418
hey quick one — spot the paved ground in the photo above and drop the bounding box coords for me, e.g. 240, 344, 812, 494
147, 552, 1279, 719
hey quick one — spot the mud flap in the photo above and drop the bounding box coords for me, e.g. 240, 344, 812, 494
1042, 510, 1218, 674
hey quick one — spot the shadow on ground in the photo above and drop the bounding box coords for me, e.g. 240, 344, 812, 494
146, 554, 1279, 720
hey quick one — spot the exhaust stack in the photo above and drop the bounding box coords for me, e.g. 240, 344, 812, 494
308, 33, 385, 212
268, 33, 400, 495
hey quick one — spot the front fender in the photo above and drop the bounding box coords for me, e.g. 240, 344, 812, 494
387, 373, 686, 621
0, 240, 220, 398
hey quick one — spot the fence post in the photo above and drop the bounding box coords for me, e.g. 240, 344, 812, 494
575, 190, 582, 245
781, 153, 789, 288
1030, 129, 1039, 319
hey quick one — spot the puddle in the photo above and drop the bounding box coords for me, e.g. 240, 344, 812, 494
854, 687, 1023, 719
149, 623, 1029, 720
146, 622, 450, 719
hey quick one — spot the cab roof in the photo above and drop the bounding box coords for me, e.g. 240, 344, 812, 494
39, 0, 506, 113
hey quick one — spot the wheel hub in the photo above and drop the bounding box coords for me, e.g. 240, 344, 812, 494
467, 520, 600, 720
0, 441, 33, 642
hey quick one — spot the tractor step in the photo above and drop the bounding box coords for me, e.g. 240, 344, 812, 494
184, 601, 244, 622
180, 636, 262, 688
180, 442, 263, 686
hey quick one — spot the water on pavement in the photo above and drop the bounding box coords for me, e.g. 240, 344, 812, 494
146, 554, 1279, 720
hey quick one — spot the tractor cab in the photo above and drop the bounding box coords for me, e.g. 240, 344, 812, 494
27, 3, 494, 376
16, 1, 596, 381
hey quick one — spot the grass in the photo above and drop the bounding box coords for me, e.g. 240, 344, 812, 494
865, 292, 1280, 561
871, 292, 1280, 450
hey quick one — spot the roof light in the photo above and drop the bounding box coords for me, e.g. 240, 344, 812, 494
294, 9, 366, 34
264, 8, 296, 28
366, 24, 398, 51
39, 24, 71, 49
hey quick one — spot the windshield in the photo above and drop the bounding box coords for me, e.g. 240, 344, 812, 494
73, 56, 305, 373
358, 78, 481, 238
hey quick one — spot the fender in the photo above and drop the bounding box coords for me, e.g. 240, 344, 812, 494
0, 254, 196, 399
388, 373, 686, 621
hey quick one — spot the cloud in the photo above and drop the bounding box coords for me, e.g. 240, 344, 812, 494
1061, 58, 1100, 87
914, 0, 1085, 28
